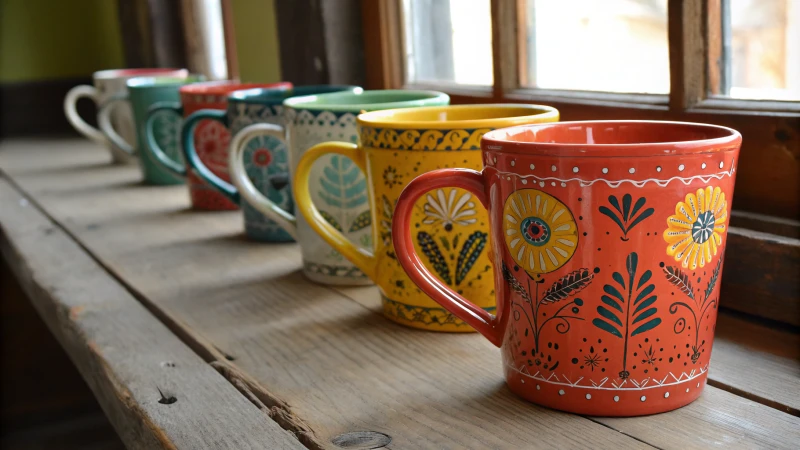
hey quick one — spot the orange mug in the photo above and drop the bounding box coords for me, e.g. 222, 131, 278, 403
392, 121, 741, 416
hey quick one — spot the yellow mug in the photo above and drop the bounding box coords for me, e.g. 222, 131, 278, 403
293, 104, 559, 331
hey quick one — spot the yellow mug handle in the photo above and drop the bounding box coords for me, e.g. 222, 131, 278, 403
293, 142, 377, 281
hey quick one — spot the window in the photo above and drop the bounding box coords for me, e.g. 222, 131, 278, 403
363, 0, 800, 222
402, 0, 493, 86
725, 0, 800, 100
522, 0, 669, 94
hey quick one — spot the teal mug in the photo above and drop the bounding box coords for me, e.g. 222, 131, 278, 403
181, 85, 361, 241
233, 89, 450, 285
98, 75, 205, 185
142, 81, 292, 210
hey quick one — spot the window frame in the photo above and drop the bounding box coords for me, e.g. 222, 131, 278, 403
361, 0, 800, 220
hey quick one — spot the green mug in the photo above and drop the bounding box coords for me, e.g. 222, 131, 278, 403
98, 75, 206, 185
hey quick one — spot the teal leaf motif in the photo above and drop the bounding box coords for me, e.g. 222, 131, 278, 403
318, 155, 367, 209
455, 231, 487, 285
592, 318, 623, 338
593, 251, 661, 375
418, 232, 451, 284
599, 194, 655, 241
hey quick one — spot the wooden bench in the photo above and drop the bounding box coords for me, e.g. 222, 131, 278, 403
1, 139, 798, 449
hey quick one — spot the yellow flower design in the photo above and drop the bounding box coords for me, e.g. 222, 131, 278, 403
664, 186, 727, 270
503, 189, 578, 275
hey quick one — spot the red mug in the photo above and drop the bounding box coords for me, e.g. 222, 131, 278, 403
392, 121, 741, 416
146, 81, 292, 210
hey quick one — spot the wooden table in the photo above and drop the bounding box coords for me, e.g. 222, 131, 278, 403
1, 139, 798, 449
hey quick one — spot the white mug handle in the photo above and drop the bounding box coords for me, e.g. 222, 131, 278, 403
64, 85, 107, 144
228, 123, 298, 239
98, 94, 135, 156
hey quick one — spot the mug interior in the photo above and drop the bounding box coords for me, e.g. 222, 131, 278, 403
358, 104, 558, 129
284, 89, 449, 113
127, 75, 205, 89
229, 85, 362, 104
94, 68, 187, 80
483, 121, 742, 156
179, 81, 292, 96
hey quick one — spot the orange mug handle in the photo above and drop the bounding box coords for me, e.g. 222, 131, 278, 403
391, 168, 504, 347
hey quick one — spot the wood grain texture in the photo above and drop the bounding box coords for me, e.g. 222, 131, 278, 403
490, 0, 520, 96
0, 174, 303, 449
720, 227, 800, 326
360, 0, 405, 89
709, 311, 799, 415
2, 140, 799, 449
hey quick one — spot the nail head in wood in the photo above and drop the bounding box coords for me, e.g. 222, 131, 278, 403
331, 431, 391, 449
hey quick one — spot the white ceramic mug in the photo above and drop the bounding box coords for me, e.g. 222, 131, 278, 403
228, 90, 449, 286
64, 68, 188, 163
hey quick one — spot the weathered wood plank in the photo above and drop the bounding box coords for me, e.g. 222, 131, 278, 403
720, 227, 800, 326
0, 175, 304, 449
2, 140, 800, 449
709, 311, 800, 415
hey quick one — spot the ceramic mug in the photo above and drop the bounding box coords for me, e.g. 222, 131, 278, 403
143, 81, 292, 210
293, 104, 559, 329
97, 75, 205, 185
234, 90, 450, 285
181, 85, 362, 242
64, 68, 189, 163
392, 120, 741, 415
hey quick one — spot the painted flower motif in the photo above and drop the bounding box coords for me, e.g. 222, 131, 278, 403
195, 121, 230, 173
502, 189, 578, 275
242, 135, 291, 209
251, 148, 272, 167
422, 189, 477, 232
664, 186, 727, 270
383, 166, 402, 188
150, 110, 182, 162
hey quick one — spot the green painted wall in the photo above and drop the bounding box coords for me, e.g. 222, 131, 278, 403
0, 0, 125, 82
0, 0, 280, 83
231, 0, 282, 82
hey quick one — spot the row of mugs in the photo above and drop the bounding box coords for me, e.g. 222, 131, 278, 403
65, 68, 742, 416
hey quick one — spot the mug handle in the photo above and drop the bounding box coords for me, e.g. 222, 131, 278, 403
63, 84, 107, 144
228, 123, 297, 239
145, 102, 186, 177
293, 142, 377, 280
391, 168, 503, 347
97, 93, 135, 156
180, 109, 237, 202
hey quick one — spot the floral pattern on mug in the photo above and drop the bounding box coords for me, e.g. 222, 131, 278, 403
230, 102, 293, 242
291, 109, 371, 281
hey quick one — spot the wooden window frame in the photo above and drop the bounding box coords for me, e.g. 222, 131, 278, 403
362, 0, 800, 220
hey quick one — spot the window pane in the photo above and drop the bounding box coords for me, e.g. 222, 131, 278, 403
726, 0, 800, 100
402, 0, 493, 86
523, 0, 669, 94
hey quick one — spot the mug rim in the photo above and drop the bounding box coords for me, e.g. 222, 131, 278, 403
94, 68, 188, 80
127, 75, 204, 89
283, 89, 449, 113
228, 85, 362, 104
178, 81, 292, 96
482, 120, 742, 157
357, 104, 559, 130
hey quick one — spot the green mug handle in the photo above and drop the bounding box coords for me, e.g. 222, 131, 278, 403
180, 109, 237, 203
145, 102, 186, 177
